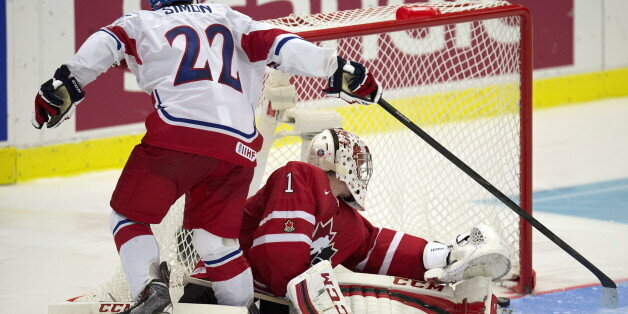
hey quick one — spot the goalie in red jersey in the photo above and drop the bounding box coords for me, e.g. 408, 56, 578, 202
184, 128, 512, 313
238, 128, 435, 297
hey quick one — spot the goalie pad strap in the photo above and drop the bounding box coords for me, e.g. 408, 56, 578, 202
295, 280, 317, 314
335, 272, 497, 313
340, 285, 451, 314
286, 261, 351, 314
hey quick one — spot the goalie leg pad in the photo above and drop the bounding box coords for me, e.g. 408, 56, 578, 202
335, 271, 502, 314
191, 229, 253, 307
264, 70, 297, 111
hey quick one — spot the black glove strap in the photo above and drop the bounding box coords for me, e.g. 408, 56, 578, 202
324, 56, 347, 93
54, 65, 85, 102
347, 60, 366, 91
39, 79, 64, 107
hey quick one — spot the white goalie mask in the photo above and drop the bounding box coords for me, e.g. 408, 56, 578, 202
307, 128, 373, 211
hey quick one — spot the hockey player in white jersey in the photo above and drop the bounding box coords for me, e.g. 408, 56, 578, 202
32, 0, 381, 313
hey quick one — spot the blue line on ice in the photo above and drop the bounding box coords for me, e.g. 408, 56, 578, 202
509, 280, 627, 313
533, 178, 628, 224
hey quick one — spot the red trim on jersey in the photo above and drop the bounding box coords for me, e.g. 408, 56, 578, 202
190, 260, 205, 277
207, 255, 250, 282
113, 223, 152, 252
106, 26, 143, 65
362, 228, 396, 273
191, 255, 250, 282
142, 112, 262, 168
241, 29, 290, 62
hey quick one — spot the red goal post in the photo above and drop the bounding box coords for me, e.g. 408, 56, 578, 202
262, 1, 534, 294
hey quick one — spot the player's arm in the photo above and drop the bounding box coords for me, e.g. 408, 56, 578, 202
225, 5, 335, 78
66, 13, 142, 87
342, 216, 429, 281
64, 30, 125, 88
32, 15, 134, 129
226, 4, 380, 105
246, 167, 317, 297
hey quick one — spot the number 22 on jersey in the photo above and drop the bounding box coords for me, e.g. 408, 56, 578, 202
165, 24, 242, 92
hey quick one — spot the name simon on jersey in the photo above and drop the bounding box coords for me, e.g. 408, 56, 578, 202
163, 5, 213, 15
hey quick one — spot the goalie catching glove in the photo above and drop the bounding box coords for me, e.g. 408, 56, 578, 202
324, 57, 382, 105
33, 65, 85, 129
423, 224, 511, 284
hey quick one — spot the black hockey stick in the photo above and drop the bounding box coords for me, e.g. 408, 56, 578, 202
377, 98, 618, 308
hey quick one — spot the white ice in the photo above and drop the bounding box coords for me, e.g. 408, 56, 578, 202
1, 97, 627, 313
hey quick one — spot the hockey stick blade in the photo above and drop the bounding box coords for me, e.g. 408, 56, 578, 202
376, 98, 618, 308
601, 287, 618, 309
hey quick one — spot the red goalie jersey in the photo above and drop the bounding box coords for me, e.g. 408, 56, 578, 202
238, 161, 429, 297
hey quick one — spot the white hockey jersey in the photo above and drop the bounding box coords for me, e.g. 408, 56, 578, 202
66, 3, 337, 167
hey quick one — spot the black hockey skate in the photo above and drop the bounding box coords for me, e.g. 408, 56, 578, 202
121, 279, 171, 314
122, 262, 172, 314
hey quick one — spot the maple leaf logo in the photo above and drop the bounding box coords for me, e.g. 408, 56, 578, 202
284, 219, 295, 232
310, 219, 338, 264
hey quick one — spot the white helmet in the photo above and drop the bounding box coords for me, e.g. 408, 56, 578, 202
307, 128, 372, 211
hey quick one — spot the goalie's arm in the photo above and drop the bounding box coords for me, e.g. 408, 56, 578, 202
342, 224, 429, 281
228, 11, 337, 78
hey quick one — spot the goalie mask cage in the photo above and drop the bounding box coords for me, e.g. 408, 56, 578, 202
78, 1, 533, 304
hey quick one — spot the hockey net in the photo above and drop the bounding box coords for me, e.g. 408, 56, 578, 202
79, 1, 532, 303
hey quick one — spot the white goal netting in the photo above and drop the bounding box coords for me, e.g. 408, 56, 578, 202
80, 1, 530, 303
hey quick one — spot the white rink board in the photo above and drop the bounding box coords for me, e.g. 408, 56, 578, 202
3, 0, 628, 149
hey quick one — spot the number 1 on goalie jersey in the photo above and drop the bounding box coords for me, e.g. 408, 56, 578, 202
285, 172, 294, 193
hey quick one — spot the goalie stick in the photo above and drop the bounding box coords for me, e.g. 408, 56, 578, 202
376, 98, 618, 309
